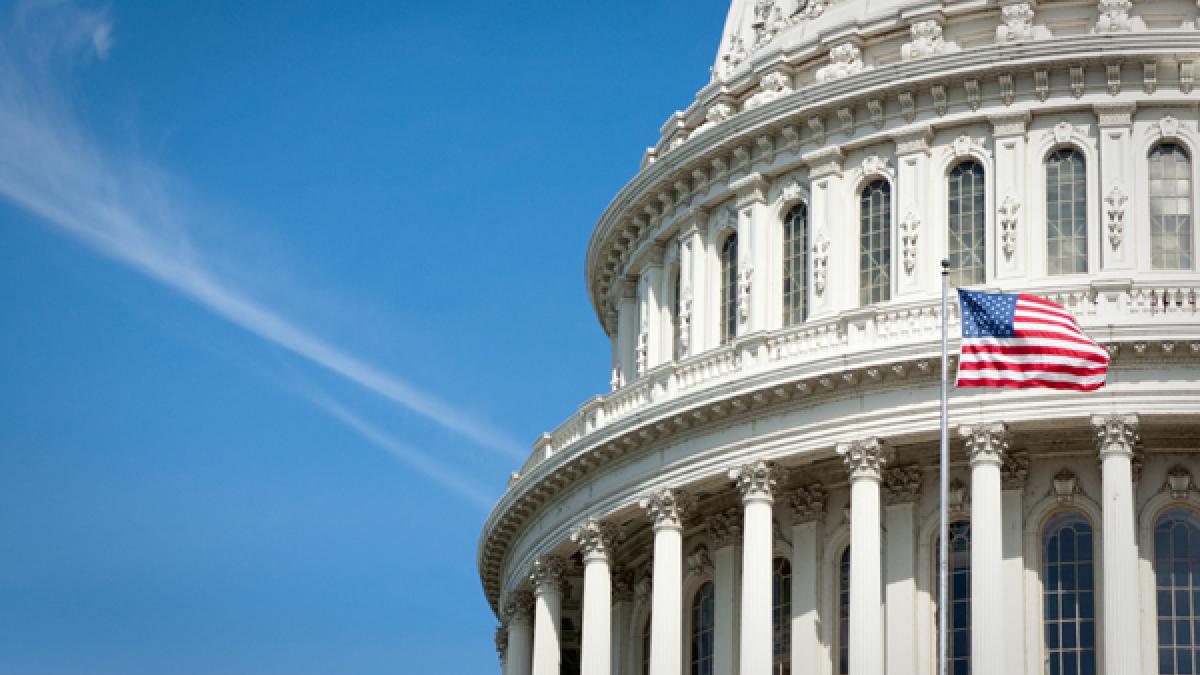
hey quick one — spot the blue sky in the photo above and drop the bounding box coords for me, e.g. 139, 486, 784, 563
0, 1, 727, 673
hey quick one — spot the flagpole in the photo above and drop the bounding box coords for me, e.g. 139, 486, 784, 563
939, 259, 950, 675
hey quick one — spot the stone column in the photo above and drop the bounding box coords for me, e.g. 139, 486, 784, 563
706, 508, 743, 675
531, 555, 567, 675
611, 569, 635, 675
789, 484, 825, 675
837, 438, 892, 675
990, 112, 1030, 281
961, 422, 1010, 675
640, 487, 695, 675
892, 126, 933, 297
731, 173, 771, 333
882, 465, 922, 675
1000, 451, 1029, 675
803, 147, 844, 319
616, 280, 638, 387
503, 591, 535, 675
572, 520, 622, 675
730, 460, 782, 675
1095, 104, 1137, 272
1093, 414, 1143, 675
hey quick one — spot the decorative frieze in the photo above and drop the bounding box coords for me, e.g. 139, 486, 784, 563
790, 483, 827, 522
1001, 451, 1031, 490
729, 459, 783, 501
816, 43, 864, 82
571, 519, 622, 562
1092, 413, 1139, 458
960, 422, 1010, 465
882, 465, 923, 504
838, 437, 893, 481
640, 487, 696, 529
706, 507, 743, 548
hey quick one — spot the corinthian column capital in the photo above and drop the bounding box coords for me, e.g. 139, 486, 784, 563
1091, 413, 1139, 459
960, 422, 1011, 466
838, 437, 892, 482
529, 555, 568, 594
571, 519, 622, 563
728, 459, 783, 503
639, 487, 696, 530
502, 590, 536, 626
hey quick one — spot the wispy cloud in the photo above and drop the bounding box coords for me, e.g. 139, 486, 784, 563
0, 2, 523, 503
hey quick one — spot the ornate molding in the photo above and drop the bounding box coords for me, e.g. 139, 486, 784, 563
729, 458, 783, 502
998, 195, 1020, 260
1052, 468, 1082, 502
960, 421, 1010, 466
948, 477, 971, 514
861, 153, 890, 176
812, 234, 830, 295
687, 544, 714, 576
640, 487, 696, 529
571, 519, 622, 562
790, 483, 827, 523
502, 590, 536, 626
902, 20, 951, 60
838, 437, 893, 481
1105, 185, 1128, 251
745, 70, 794, 111
816, 43, 864, 82
1092, 413, 1139, 459
705, 507, 743, 548
882, 464, 923, 505
900, 210, 920, 275
1001, 451, 1031, 490
997, 2, 1036, 42
1096, 0, 1135, 33
529, 555, 568, 594
1166, 466, 1195, 499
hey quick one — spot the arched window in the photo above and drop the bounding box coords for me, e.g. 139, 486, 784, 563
1042, 512, 1097, 675
720, 233, 738, 344
641, 613, 652, 675
948, 160, 986, 286
783, 203, 809, 325
860, 179, 892, 305
1045, 148, 1088, 275
1154, 507, 1200, 673
935, 521, 973, 675
691, 582, 715, 675
773, 557, 792, 675
838, 545, 851, 675
1149, 143, 1194, 270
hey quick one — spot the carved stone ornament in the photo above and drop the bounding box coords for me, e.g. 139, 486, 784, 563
902, 20, 948, 60
612, 567, 635, 602
634, 572, 653, 599
635, 325, 649, 375
790, 483, 827, 523
1092, 413, 1140, 459
640, 487, 696, 529
677, 294, 693, 357
900, 211, 920, 275
1070, 65, 1086, 98
1166, 466, 1195, 499
996, 2, 1036, 42
502, 590, 535, 626
1053, 469, 1081, 503
816, 43, 864, 82
959, 422, 1010, 465
737, 262, 753, 324
729, 459, 783, 501
745, 71, 794, 111
1105, 186, 1128, 251
998, 195, 1020, 260
861, 153, 889, 176
948, 478, 970, 514
1035, 69, 1050, 101
1054, 121, 1075, 144
571, 519, 622, 562
495, 625, 508, 659
952, 134, 975, 158
720, 34, 748, 77
705, 507, 743, 548
1001, 451, 1031, 490
1095, 0, 1134, 32
781, 179, 808, 203
1158, 115, 1181, 140
695, 101, 737, 136
882, 465, 923, 505
838, 437, 893, 481
812, 235, 831, 295
999, 73, 1015, 106
529, 554, 568, 593
687, 544, 714, 575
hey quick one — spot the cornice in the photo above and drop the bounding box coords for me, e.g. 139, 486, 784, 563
584, 32, 1200, 328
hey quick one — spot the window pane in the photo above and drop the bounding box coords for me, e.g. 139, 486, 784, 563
783, 204, 808, 326
1149, 144, 1194, 270
860, 179, 892, 305
773, 557, 792, 675
1157, 508, 1200, 673
1046, 149, 1088, 275
720, 234, 738, 344
936, 521, 972, 674
948, 161, 986, 286
1043, 512, 1096, 675
691, 582, 714, 675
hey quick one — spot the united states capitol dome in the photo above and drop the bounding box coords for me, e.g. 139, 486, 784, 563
484, 0, 1200, 673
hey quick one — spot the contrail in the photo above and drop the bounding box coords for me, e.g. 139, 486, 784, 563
0, 3, 527, 474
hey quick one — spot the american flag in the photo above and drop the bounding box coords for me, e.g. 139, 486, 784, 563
956, 289, 1109, 391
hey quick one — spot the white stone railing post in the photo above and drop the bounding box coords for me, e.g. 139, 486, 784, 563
838, 437, 892, 675
730, 459, 782, 675
1093, 413, 1143, 675
640, 488, 695, 675
961, 422, 1010, 675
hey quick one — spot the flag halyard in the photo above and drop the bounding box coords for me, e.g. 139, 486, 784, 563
956, 289, 1109, 391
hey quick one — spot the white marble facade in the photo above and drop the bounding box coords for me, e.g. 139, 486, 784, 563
481, 0, 1200, 673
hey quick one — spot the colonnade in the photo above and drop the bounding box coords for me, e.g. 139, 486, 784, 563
497, 414, 1143, 675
